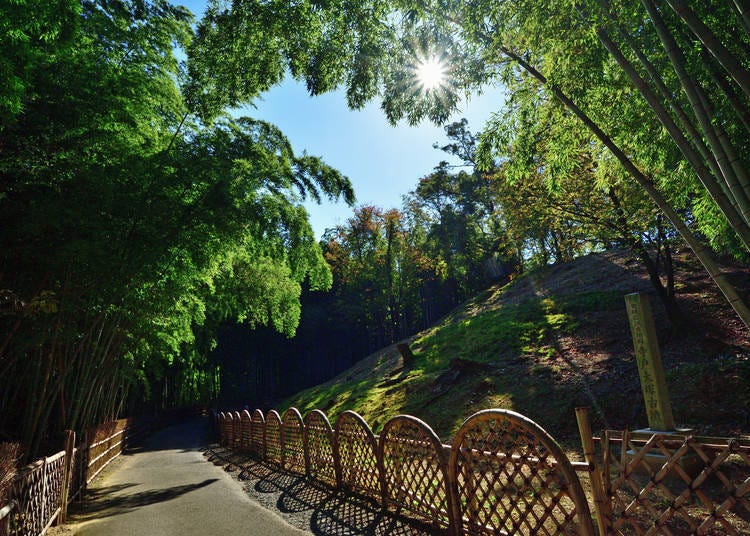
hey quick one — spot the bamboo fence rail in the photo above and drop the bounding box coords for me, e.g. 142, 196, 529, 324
0, 501, 15, 535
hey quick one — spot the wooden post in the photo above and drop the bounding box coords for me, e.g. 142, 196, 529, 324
59, 430, 75, 523
625, 293, 676, 431
575, 407, 611, 536
81, 430, 90, 495
445, 445, 462, 536
40, 456, 48, 531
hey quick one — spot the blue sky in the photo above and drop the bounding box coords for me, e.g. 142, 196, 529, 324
248, 83, 504, 238
181, 0, 505, 238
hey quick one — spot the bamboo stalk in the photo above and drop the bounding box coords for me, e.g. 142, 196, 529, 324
702, 47, 750, 135
493, 42, 750, 330
642, 0, 750, 226
595, 1, 739, 206
59, 430, 75, 522
665, 0, 750, 98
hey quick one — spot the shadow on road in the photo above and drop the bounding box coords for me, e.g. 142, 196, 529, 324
125, 418, 213, 454
208, 447, 438, 536
71, 479, 219, 521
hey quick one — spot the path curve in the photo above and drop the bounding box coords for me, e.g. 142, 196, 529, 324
70, 419, 309, 536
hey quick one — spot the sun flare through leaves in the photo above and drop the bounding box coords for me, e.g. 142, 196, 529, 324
416, 55, 447, 90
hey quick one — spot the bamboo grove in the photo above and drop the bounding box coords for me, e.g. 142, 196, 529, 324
3, 0, 750, 458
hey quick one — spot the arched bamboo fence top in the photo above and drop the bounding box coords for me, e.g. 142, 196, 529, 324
379, 414, 452, 528
281, 408, 305, 474
303, 409, 333, 433
303, 408, 336, 486
282, 407, 304, 427
240, 409, 251, 421
251, 408, 265, 424
334, 410, 380, 501
334, 410, 377, 443
266, 409, 282, 425
450, 409, 594, 536
379, 414, 445, 457
265, 409, 283, 465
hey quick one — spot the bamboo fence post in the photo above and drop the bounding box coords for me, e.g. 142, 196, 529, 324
377, 444, 388, 510
82, 430, 90, 495
602, 431, 611, 502
40, 456, 48, 532
59, 430, 75, 523
576, 407, 612, 536
445, 445, 461, 536
333, 424, 343, 490
302, 418, 311, 478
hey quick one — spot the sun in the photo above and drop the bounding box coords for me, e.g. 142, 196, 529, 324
416, 55, 447, 90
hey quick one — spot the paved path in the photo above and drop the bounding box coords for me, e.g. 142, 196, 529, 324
69, 419, 309, 536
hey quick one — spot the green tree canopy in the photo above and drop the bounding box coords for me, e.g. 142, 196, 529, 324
0, 0, 353, 457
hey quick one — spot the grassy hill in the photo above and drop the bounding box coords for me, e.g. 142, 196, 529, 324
280, 249, 750, 446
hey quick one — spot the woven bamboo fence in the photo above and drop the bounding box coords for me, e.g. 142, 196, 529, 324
1, 412, 172, 536
574, 406, 750, 536
216, 407, 595, 535
217, 406, 750, 535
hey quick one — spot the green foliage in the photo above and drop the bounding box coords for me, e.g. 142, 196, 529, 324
0, 0, 80, 122
0, 0, 354, 458
185, 0, 393, 121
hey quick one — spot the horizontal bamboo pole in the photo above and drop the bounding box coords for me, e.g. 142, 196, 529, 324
88, 428, 127, 449
0, 500, 15, 522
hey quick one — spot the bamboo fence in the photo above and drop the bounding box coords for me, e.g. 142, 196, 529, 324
575, 407, 750, 536
0, 410, 193, 536
216, 407, 595, 535
216, 407, 750, 535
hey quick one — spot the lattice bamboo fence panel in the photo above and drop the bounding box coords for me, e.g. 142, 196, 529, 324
218, 412, 227, 445
379, 415, 452, 530
282, 408, 305, 475
450, 409, 594, 536
215, 407, 605, 534
335, 411, 382, 503
224, 412, 235, 450
9, 451, 66, 536
265, 411, 283, 466
86, 419, 129, 484
250, 409, 265, 458
231, 412, 242, 450
304, 410, 337, 488
599, 430, 750, 535
240, 410, 252, 451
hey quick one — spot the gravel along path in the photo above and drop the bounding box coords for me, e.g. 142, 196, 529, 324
206, 446, 439, 535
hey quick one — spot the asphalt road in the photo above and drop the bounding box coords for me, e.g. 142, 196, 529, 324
70, 419, 310, 536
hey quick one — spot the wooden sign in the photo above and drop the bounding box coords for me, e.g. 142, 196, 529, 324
625, 293, 676, 431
